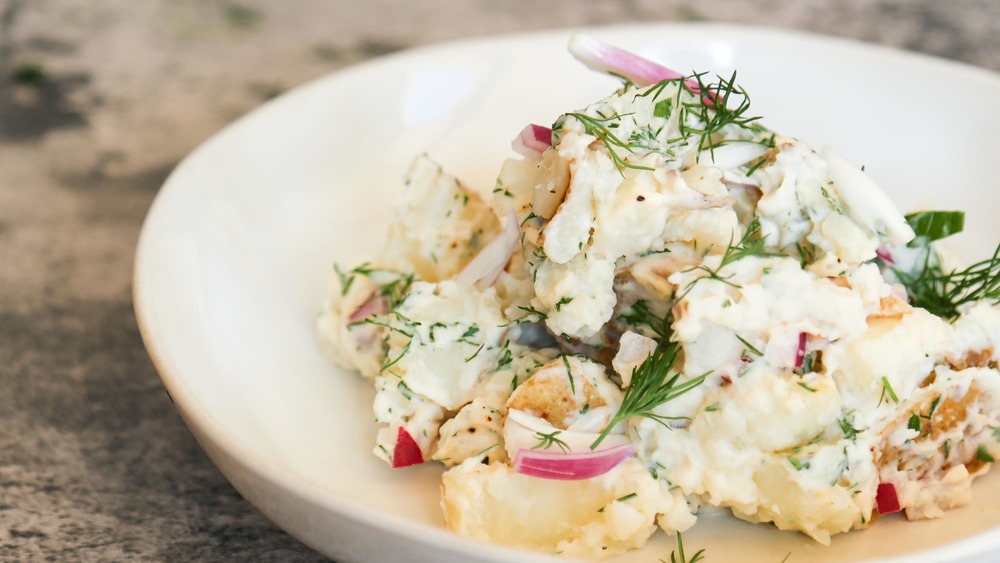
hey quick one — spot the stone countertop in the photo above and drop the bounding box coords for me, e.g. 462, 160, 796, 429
1, 1, 997, 561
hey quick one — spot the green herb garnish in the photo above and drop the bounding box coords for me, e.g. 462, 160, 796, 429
880, 376, 899, 405
895, 241, 1000, 320
591, 340, 708, 449
787, 455, 808, 471
533, 430, 570, 453
662, 531, 705, 563
905, 210, 965, 244
564, 111, 655, 175
838, 417, 860, 440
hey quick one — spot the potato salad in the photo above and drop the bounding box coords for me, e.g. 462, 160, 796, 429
317, 33, 1000, 559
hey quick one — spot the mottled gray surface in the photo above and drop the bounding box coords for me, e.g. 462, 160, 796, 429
0, 0, 997, 560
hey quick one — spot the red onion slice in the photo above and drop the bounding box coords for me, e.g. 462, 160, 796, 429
453, 210, 521, 289
568, 32, 713, 103
568, 32, 684, 86
512, 124, 553, 158
876, 482, 901, 514
793, 332, 808, 369
391, 426, 424, 468
347, 293, 388, 323
875, 247, 895, 265
513, 444, 632, 480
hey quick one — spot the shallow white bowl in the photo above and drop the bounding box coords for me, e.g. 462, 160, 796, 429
134, 23, 1000, 563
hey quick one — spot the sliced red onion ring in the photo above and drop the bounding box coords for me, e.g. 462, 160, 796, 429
504, 409, 631, 480
794, 332, 808, 369
568, 32, 713, 103
876, 482, 901, 514
453, 210, 521, 289
512, 124, 552, 158
391, 426, 424, 468
875, 247, 895, 265
513, 444, 632, 480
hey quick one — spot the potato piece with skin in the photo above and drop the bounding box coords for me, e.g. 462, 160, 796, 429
433, 345, 560, 468
541, 148, 612, 265
440, 457, 692, 559
507, 355, 621, 430
876, 367, 1000, 520
380, 154, 499, 282
743, 446, 876, 545
824, 309, 953, 428
698, 363, 841, 453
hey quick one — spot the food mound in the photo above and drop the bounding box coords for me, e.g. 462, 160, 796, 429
317, 33, 1000, 559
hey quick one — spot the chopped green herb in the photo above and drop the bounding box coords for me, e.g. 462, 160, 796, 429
978, 445, 995, 464
397, 381, 414, 401
681, 217, 777, 297
563, 111, 654, 175
905, 210, 965, 244
616, 492, 638, 503
561, 355, 577, 394
735, 334, 762, 357
591, 340, 708, 449
662, 531, 705, 563
533, 430, 569, 453
797, 381, 817, 393
838, 417, 860, 440
495, 341, 513, 371
464, 343, 485, 362
880, 376, 899, 405
653, 98, 673, 118
927, 395, 942, 418
787, 455, 808, 471
907, 413, 921, 432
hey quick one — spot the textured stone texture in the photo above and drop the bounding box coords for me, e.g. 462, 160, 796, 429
0, 0, 997, 560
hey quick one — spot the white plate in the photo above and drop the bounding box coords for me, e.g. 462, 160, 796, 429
134, 23, 1000, 563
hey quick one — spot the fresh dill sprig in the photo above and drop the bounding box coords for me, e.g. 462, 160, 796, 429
838, 417, 860, 440
564, 111, 655, 175
894, 240, 1000, 320
661, 532, 705, 563
679, 70, 762, 154
533, 430, 570, 453
717, 217, 772, 269
591, 340, 708, 448
680, 217, 775, 298
335, 262, 415, 309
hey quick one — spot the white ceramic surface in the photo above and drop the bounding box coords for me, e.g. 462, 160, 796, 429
134, 23, 1000, 563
